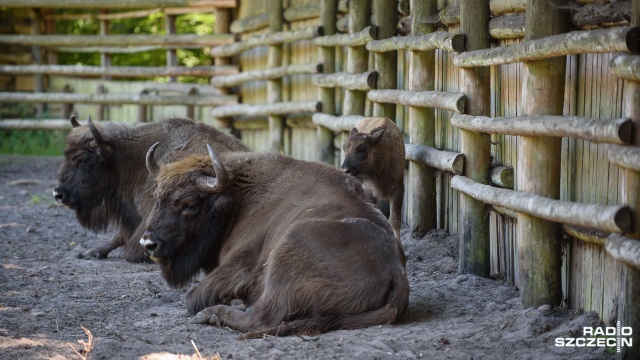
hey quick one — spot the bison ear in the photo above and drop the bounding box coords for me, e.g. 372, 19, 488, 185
146, 142, 160, 176
349, 127, 359, 136
369, 127, 385, 144
70, 114, 81, 128
87, 115, 104, 144
197, 144, 229, 193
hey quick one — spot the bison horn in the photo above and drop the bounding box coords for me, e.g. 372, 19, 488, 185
197, 144, 229, 193
87, 115, 104, 144
70, 114, 81, 128
146, 142, 160, 176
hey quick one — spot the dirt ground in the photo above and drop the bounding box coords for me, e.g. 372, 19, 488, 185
0, 155, 613, 360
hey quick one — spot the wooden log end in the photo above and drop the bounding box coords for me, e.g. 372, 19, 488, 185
316, 63, 324, 73
627, 27, 640, 54
315, 101, 323, 113
369, 25, 379, 40
619, 118, 633, 144
455, 95, 465, 113
451, 33, 465, 53
368, 71, 378, 90
451, 153, 464, 175
615, 206, 632, 234
317, 26, 325, 37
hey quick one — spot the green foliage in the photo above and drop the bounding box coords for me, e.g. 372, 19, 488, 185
0, 129, 68, 156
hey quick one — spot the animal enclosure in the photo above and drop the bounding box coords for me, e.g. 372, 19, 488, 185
1, 0, 639, 358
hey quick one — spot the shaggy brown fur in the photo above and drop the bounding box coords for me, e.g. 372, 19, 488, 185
341, 117, 406, 240
54, 117, 248, 262
142, 150, 409, 338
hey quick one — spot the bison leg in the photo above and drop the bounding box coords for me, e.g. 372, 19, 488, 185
77, 231, 126, 259
123, 223, 151, 263
189, 305, 269, 333
389, 188, 403, 240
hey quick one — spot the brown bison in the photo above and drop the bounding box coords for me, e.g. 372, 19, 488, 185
141, 145, 409, 338
341, 117, 405, 240
53, 115, 248, 262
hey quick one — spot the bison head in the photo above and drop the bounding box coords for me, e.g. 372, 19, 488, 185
54, 115, 117, 232
341, 126, 385, 177
141, 144, 232, 287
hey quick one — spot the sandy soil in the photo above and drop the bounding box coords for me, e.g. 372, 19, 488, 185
0, 155, 613, 360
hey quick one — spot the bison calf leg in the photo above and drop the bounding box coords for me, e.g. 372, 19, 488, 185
189, 305, 269, 334
389, 188, 403, 240
77, 231, 126, 259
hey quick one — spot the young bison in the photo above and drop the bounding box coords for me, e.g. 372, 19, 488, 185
341, 117, 405, 240
53, 115, 248, 262
141, 145, 409, 338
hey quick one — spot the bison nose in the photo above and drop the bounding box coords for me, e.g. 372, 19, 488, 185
340, 164, 351, 174
140, 231, 159, 253
52, 187, 66, 203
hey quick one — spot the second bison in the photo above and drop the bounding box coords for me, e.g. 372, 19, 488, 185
141, 145, 409, 338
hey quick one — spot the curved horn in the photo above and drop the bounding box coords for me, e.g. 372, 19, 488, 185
87, 115, 104, 144
197, 144, 229, 193
146, 142, 160, 175
70, 114, 81, 128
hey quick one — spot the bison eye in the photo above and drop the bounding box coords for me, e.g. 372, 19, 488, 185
182, 204, 199, 217
356, 145, 366, 154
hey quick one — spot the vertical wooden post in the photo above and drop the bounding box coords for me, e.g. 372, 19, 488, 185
343, 0, 370, 117
31, 8, 44, 117
165, 14, 178, 83
516, 0, 569, 308
268, 0, 285, 152
618, 4, 639, 358
458, 0, 491, 276
407, 0, 437, 236
43, 9, 57, 65
371, 0, 397, 120
317, 0, 338, 165
99, 9, 110, 121
61, 84, 72, 119
213, 8, 233, 128
96, 84, 106, 120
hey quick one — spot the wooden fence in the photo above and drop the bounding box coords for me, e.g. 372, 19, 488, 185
1, 1, 639, 358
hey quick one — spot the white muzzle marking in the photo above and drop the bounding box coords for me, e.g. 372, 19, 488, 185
140, 238, 153, 247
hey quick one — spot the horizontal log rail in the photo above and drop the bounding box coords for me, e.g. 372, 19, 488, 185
438, 6, 459, 26
405, 143, 464, 174
454, 26, 640, 68
490, 166, 514, 188
137, 82, 223, 95
0, 34, 236, 48
311, 113, 365, 132
55, 46, 165, 54
283, 1, 349, 22
490, 0, 526, 16
451, 114, 632, 145
610, 54, 640, 81
606, 233, 640, 269
314, 26, 377, 47
0, 119, 76, 131
368, 89, 465, 113
211, 26, 322, 58
211, 63, 322, 88
230, 13, 269, 34
0, 0, 235, 8
0, 64, 239, 78
366, 32, 465, 53
451, 175, 631, 233
211, 101, 321, 118
312, 71, 377, 91
0, 92, 238, 106
42, 6, 219, 20
608, 145, 640, 172
489, 14, 525, 39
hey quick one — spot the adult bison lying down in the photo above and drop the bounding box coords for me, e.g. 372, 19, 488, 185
53, 116, 248, 262
141, 145, 409, 338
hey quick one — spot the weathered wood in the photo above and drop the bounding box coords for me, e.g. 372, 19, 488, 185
165, 14, 178, 82
282, 0, 349, 22
368, 89, 465, 112
314, 26, 376, 47
0, 34, 236, 47
609, 144, 640, 171
230, 13, 268, 34
490, 166, 514, 188
0, 0, 236, 8
606, 233, 640, 269
0, 92, 238, 106
490, 0, 526, 16
317, 0, 339, 165
572, 1, 631, 30
611, 54, 640, 81
0, 64, 238, 77
311, 113, 365, 132
211, 101, 322, 118
213, 7, 232, 69
451, 114, 632, 144
489, 15, 525, 39
0, 119, 72, 130
371, 0, 398, 119
454, 26, 640, 68
405, 143, 464, 174
210, 26, 322, 58
31, 9, 44, 117
451, 175, 631, 233
267, 0, 285, 153
439, 5, 459, 26
343, 0, 371, 117
136, 81, 222, 95
212, 63, 321, 87
459, 0, 492, 277
516, 0, 569, 309
366, 32, 465, 53
312, 71, 377, 90
563, 225, 608, 246
336, 16, 349, 33
55, 45, 165, 54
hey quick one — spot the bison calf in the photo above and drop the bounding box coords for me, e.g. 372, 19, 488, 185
141, 145, 409, 338
341, 117, 405, 239
54, 115, 248, 262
